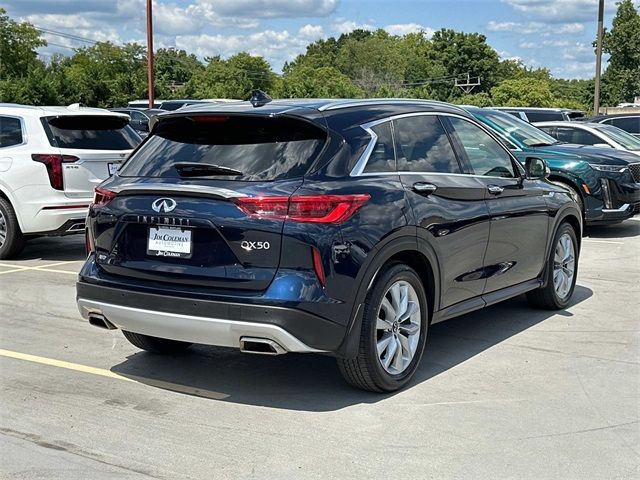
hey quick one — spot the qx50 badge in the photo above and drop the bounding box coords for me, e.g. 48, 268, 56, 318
241, 240, 270, 251
152, 197, 177, 213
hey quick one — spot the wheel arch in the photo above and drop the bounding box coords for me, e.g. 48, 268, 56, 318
335, 234, 441, 358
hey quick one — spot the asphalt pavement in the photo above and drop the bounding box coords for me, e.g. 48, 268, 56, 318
1, 219, 639, 479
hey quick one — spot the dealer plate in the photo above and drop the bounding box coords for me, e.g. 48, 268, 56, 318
147, 226, 192, 259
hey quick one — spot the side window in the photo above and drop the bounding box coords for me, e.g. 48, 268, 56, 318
131, 111, 147, 123
558, 127, 600, 145
0, 116, 24, 148
393, 115, 460, 173
554, 127, 575, 143
363, 122, 395, 173
611, 117, 640, 134
538, 126, 558, 138
448, 117, 516, 178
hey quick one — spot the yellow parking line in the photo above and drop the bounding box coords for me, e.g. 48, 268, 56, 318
32, 268, 78, 275
0, 348, 135, 383
0, 268, 27, 275
0, 261, 80, 275
0, 348, 229, 400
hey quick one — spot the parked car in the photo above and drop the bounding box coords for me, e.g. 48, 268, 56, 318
127, 99, 165, 109
157, 99, 213, 111
580, 114, 640, 138
110, 108, 164, 138
493, 107, 585, 123
535, 121, 640, 156
464, 107, 640, 225
77, 98, 582, 393
0, 104, 140, 259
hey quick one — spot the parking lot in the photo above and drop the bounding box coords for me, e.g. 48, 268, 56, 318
0, 220, 638, 479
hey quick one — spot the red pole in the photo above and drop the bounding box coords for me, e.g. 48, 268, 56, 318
146, 0, 154, 108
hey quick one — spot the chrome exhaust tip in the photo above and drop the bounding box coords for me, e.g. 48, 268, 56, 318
88, 313, 117, 330
239, 337, 287, 355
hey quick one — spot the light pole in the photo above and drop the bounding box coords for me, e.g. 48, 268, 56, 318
593, 0, 604, 114
146, 0, 155, 108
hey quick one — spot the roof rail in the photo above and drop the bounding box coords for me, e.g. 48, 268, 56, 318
317, 98, 468, 114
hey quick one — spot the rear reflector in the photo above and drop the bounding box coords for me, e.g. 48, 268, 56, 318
91, 187, 117, 208
32, 154, 79, 190
312, 247, 326, 287
235, 194, 370, 224
85, 227, 94, 254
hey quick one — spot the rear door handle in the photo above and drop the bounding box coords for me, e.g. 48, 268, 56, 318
487, 185, 504, 195
412, 182, 437, 196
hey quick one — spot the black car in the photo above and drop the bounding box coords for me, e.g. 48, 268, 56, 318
493, 107, 585, 123
109, 108, 164, 138
580, 113, 640, 138
77, 99, 582, 392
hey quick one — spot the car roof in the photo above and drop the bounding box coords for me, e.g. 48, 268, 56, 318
533, 121, 603, 128
588, 113, 640, 121
1, 103, 129, 119
154, 98, 472, 130
493, 106, 582, 113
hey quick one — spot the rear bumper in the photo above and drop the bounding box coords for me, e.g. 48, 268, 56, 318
76, 282, 346, 353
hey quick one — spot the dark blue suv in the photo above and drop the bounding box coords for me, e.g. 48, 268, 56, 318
77, 99, 582, 392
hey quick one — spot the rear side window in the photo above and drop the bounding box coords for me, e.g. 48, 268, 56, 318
43, 115, 140, 150
0, 116, 24, 148
448, 117, 516, 178
393, 115, 460, 173
609, 117, 640, 134
119, 115, 327, 181
363, 122, 395, 173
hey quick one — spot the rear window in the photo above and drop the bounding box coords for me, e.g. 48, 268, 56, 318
44, 115, 140, 150
525, 112, 565, 122
118, 115, 327, 181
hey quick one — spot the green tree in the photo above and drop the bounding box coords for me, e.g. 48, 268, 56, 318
279, 65, 363, 98
457, 92, 493, 107
0, 8, 46, 79
154, 47, 203, 98
601, 0, 640, 104
187, 52, 276, 99
491, 78, 556, 107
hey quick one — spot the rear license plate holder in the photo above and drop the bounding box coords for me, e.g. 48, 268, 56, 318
147, 226, 193, 259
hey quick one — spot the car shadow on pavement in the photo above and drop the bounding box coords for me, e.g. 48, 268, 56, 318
110, 285, 593, 412
585, 220, 639, 239
11, 235, 86, 262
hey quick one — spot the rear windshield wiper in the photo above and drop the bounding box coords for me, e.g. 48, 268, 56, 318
173, 162, 243, 177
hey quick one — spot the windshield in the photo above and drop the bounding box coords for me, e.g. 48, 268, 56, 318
596, 124, 640, 150
473, 110, 559, 149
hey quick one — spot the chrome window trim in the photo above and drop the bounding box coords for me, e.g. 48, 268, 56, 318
0, 114, 27, 149
350, 111, 522, 179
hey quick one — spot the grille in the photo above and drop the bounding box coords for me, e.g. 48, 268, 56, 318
629, 163, 640, 183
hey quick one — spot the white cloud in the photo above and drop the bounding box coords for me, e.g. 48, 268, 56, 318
331, 19, 376, 34
487, 20, 584, 35
298, 24, 324, 40
503, 0, 617, 23
384, 23, 434, 37
518, 41, 537, 49
197, 0, 338, 18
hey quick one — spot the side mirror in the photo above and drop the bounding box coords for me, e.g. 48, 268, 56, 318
593, 143, 612, 148
525, 157, 550, 179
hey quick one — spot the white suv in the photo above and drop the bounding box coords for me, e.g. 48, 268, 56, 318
0, 104, 140, 259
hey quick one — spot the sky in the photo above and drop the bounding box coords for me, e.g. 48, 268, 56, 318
3, 0, 625, 80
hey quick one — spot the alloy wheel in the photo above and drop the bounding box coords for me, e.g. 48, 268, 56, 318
0, 209, 6, 247
553, 233, 575, 300
376, 280, 421, 375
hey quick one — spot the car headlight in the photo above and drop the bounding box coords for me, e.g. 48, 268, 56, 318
591, 164, 628, 173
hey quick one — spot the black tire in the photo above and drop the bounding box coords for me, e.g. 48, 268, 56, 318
337, 263, 429, 393
549, 180, 584, 214
122, 330, 192, 354
527, 222, 579, 310
0, 197, 26, 260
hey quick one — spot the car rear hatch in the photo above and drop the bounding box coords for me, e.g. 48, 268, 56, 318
41, 115, 139, 198
90, 113, 328, 292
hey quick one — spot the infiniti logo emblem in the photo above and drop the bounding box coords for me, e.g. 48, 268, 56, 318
151, 198, 177, 213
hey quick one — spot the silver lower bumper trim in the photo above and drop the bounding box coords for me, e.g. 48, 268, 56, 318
77, 298, 325, 353
602, 204, 630, 213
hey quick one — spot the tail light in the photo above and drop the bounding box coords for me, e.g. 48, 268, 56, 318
91, 187, 116, 208
235, 194, 370, 224
31, 154, 79, 190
